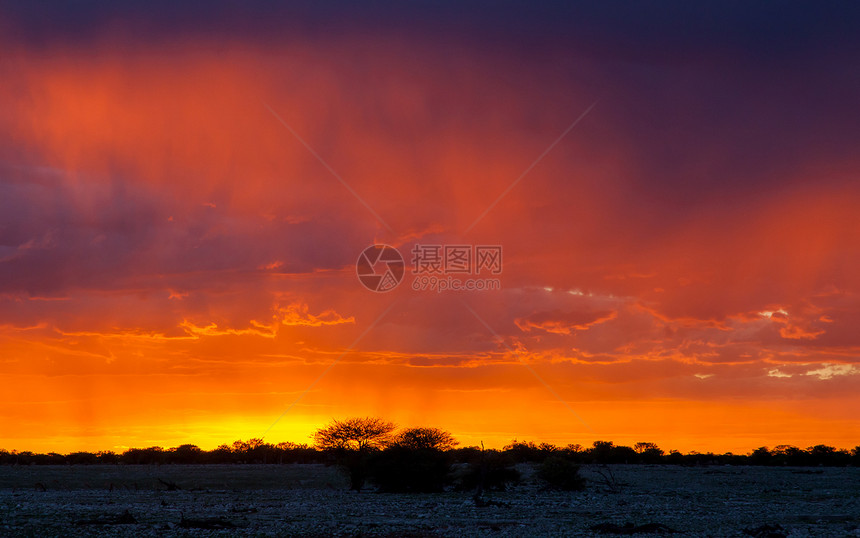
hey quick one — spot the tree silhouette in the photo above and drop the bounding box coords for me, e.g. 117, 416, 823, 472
313, 417, 396, 452
750, 446, 773, 465
395, 427, 458, 451
634, 442, 664, 463
170, 444, 202, 464
313, 417, 396, 491
503, 440, 547, 462
634, 442, 661, 454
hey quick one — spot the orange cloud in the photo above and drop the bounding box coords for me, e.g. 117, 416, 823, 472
277, 302, 355, 328
0, 33, 858, 456
515, 309, 617, 335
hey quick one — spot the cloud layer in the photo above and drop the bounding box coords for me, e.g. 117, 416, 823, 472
1, 3, 859, 453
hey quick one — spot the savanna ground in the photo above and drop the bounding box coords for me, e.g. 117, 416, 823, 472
0, 464, 858, 537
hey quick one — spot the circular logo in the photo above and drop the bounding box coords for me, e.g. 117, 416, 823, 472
356, 244, 405, 292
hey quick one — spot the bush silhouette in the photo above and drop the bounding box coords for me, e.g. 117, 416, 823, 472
66, 451, 99, 465
537, 456, 585, 491
169, 444, 203, 464
120, 446, 166, 465
504, 440, 559, 463
454, 449, 520, 492
362, 427, 458, 492
368, 446, 452, 492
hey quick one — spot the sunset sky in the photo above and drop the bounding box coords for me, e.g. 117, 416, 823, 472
1, 2, 858, 455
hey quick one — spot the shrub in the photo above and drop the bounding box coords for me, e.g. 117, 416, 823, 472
503, 440, 559, 463
749, 447, 773, 465
369, 447, 452, 492
537, 456, 585, 491
453, 450, 520, 491
66, 451, 99, 465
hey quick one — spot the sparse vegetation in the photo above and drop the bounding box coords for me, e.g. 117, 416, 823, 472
453, 447, 521, 492
536, 456, 585, 491
1, 425, 857, 469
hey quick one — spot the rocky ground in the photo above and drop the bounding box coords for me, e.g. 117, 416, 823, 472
0, 463, 858, 536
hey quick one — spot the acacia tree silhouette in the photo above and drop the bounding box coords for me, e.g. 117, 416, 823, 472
394, 427, 458, 451
313, 417, 396, 491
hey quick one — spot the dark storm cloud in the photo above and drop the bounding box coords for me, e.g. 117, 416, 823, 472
0, 166, 362, 296
3, 1, 858, 61
4, 2, 859, 219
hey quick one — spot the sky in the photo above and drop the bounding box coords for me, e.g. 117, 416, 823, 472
1, 1, 859, 454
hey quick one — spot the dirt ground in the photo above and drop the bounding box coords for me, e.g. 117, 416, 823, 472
0, 463, 858, 536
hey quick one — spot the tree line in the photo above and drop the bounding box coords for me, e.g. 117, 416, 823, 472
2, 417, 858, 470
0, 439, 321, 466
